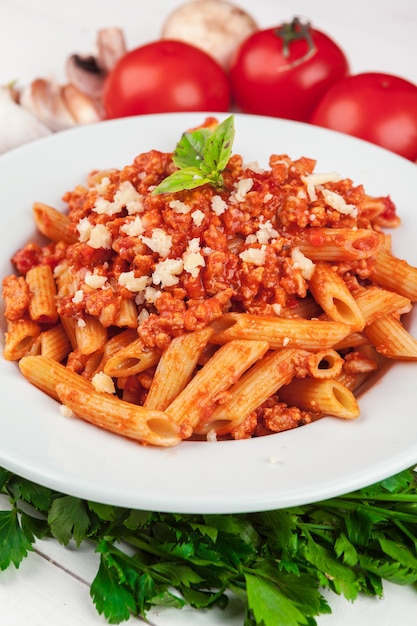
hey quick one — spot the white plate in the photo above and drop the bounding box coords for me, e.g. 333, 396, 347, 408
1, 112, 416, 514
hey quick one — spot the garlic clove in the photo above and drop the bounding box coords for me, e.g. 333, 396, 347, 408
0, 86, 51, 155
20, 78, 76, 132
161, 0, 259, 71
62, 83, 103, 124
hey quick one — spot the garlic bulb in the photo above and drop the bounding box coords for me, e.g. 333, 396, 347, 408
0, 86, 51, 155
20, 78, 102, 132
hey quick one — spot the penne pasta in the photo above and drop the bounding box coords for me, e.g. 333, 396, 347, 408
363, 314, 417, 360
26, 264, 58, 324
371, 247, 417, 301
3, 318, 41, 361
194, 348, 300, 436
103, 336, 161, 377
210, 313, 351, 351
308, 262, 365, 331
144, 327, 214, 410
278, 378, 360, 420
165, 339, 269, 434
32, 202, 78, 244
75, 314, 107, 355
39, 324, 72, 361
296, 228, 383, 262
19, 355, 94, 399
354, 286, 411, 324
55, 384, 181, 447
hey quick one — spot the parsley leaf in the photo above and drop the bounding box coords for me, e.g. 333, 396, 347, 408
152, 115, 235, 195
1, 466, 417, 624
48, 495, 90, 546
0, 508, 34, 570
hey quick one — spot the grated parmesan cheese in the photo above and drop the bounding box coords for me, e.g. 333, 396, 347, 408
239, 245, 266, 266
72, 289, 84, 304
120, 216, 144, 237
59, 404, 73, 418
92, 371, 116, 394
152, 258, 184, 288
94, 176, 110, 194
254, 219, 279, 244
114, 181, 144, 214
183, 245, 205, 277
302, 172, 342, 202
233, 177, 253, 202
87, 224, 112, 249
321, 189, 358, 217
191, 209, 205, 226
211, 195, 227, 215
141, 228, 172, 258
169, 199, 191, 214
84, 271, 108, 289
92, 181, 144, 216
76, 217, 92, 242
118, 271, 148, 293
144, 286, 162, 304
291, 247, 316, 280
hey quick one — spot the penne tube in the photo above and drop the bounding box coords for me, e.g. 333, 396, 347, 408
3, 318, 41, 361
19, 355, 94, 399
363, 314, 417, 360
354, 286, 411, 324
55, 384, 181, 447
165, 339, 269, 433
26, 264, 58, 324
40, 324, 72, 361
144, 327, 214, 410
75, 314, 107, 355
278, 378, 360, 419
32, 202, 78, 244
296, 228, 383, 262
59, 315, 78, 350
307, 349, 344, 379
332, 332, 368, 351
94, 328, 138, 373
308, 262, 365, 331
370, 248, 417, 301
103, 336, 160, 377
210, 312, 351, 351
194, 348, 299, 436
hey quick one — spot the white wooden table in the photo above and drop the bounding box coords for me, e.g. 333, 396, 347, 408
1, 1, 417, 624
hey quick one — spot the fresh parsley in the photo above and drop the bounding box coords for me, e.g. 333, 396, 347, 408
152, 115, 235, 195
1, 466, 417, 625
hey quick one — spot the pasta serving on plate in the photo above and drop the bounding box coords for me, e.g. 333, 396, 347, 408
2, 116, 417, 447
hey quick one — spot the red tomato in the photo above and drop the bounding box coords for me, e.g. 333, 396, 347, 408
229, 18, 349, 122
103, 40, 231, 119
310, 72, 417, 161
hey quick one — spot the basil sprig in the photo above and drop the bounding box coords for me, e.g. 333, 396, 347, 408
152, 115, 235, 195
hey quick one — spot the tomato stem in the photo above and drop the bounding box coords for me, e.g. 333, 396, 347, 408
274, 17, 315, 58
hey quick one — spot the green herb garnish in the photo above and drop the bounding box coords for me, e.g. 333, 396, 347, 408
1, 466, 417, 624
152, 115, 235, 195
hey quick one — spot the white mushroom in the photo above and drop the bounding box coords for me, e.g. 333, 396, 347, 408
161, 0, 259, 70
66, 27, 127, 101
96, 27, 127, 73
